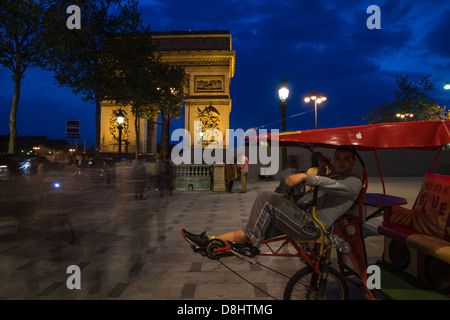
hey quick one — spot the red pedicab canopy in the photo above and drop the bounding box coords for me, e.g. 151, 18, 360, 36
255, 120, 450, 151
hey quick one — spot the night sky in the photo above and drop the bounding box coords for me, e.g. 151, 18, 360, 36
1, 0, 450, 148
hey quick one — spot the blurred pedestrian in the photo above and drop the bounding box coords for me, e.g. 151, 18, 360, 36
277, 155, 305, 201
158, 157, 174, 197
145, 155, 159, 190
131, 157, 146, 200
225, 160, 237, 194
238, 154, 249, 193
80, 155, 89, 169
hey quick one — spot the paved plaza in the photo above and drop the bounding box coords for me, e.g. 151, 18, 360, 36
0, 165, 423, 300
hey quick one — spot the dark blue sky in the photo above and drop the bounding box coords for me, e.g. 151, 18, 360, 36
1, 0, 450, 148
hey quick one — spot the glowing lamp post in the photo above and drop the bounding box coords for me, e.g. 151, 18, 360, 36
278, 77, 290, 132
116, 109, 124, 161
396, 113, 414, 121
444, 82, 450, 90
304, 93, 327, 129
278, 77, 290, 169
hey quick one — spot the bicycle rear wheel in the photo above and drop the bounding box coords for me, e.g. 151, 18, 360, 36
283, 266, 348, 300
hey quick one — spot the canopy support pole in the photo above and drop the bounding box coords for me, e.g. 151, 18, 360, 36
374, 148, 386, 195
429, 145, 442, 173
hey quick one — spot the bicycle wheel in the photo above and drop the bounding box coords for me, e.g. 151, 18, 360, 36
283, 266, 348, 300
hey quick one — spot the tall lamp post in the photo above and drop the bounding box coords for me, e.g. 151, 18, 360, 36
304, 92, 327, 129
116, 109, 124, 162
278, 77, 289, 169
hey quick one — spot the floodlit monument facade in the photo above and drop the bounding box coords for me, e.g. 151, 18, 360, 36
100, 31, 236, 155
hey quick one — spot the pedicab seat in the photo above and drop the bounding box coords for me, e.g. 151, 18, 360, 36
377, 173, 450, 264
378, 209, 450, 264
377, 221, 417, 243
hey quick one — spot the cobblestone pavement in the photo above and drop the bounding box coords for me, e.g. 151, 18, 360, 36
0, 166, 423, 300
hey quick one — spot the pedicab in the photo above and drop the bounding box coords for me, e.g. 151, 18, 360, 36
258, 119, 450, 300
185, 120, 450, 300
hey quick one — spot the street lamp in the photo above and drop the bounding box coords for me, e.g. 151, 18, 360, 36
278, 77, 289, 170
396, 113, 414, 121
278, 77, 290, 131
444, 82, 450, 90
304, 92, 327, 129
116, 109, 124, 161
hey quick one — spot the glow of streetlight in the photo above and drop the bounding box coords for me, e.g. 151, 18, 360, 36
444, 82, 450, 90
278, 77, 290, 102
304, 92, 328, 129
396, 113, 414, 119
117, 109, 125, 125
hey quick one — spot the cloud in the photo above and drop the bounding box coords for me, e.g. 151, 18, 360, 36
424, 9, 450, 58
2, 0, 450, 147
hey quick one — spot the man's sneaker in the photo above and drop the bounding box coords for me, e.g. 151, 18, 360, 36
227, 241, 260, 264
181, 229, 211, 249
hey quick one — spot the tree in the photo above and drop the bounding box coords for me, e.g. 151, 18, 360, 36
102, 29, 160, 159
364, 74, 450, 124
105, 33, 186, 159
106, 31, 187, 158
0, 0, 57, 154
44, 0, 143, 151
151, 63, 187, 160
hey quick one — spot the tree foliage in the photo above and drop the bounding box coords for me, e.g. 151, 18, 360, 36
0, 0, 58, 153
43, 0, 144, 150
364, 74, 450, 124
1, 0, 187, 159
45, 1, 186, 158
151, 62, 187, 159
103, 29, 187, 158
103, 29, 159, 158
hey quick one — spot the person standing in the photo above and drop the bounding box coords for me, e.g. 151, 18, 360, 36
225, 161, 237, 193
238, 154, 249, 193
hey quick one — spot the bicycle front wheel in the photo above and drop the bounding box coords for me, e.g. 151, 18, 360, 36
283, 266, 348, 300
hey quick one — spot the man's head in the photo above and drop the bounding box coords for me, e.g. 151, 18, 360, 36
334, 146, 357, 174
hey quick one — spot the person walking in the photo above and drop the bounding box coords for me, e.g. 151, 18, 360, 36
131, 158, 146, 200
238, 154, 249, 193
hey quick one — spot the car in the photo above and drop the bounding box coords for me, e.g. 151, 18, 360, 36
0, 154, 45, 218
0, 153, 44, 181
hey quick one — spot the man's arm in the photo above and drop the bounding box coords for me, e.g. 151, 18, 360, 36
306, 174, 361, 197
285, 173, 361, 197
284, 173, 307, 187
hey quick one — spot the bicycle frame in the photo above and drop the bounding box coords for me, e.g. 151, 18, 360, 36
214, 234, 332, 278
213, 184, 333, 279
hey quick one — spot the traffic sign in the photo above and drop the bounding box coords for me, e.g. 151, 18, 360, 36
66, 120, 80, 138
